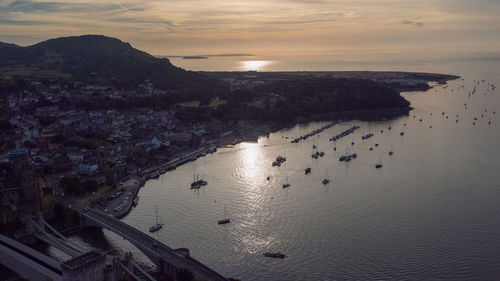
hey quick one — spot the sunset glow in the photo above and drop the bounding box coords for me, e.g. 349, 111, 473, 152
1, 0, 499, 61
241, 61, 271, 71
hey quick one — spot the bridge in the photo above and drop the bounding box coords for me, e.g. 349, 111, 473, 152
81, 208, 228, 281
0, 232, 63, 281
28, 216, 88, 258
0, 216, 156, 281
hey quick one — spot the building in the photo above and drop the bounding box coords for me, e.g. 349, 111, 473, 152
170, 132, 193, 145
0, 149, 41, 226
61, 251, 107, 281
67, 151, 84, 164
79, 163, 99, 175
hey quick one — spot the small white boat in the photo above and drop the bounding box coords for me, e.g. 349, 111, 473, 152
149, 204, 164, 232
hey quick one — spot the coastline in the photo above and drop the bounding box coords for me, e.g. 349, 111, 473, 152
91, 122, 273, 218
95, 106, 413, 219
89, 73, 459, 220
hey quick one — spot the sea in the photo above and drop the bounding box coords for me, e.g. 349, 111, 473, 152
60, 57, 500, 280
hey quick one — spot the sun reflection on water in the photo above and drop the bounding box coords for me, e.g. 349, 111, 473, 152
241, 60, 272, 71
239, 142, 260, 168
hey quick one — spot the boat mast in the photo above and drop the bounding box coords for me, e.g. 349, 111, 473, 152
155, 205, 159, 225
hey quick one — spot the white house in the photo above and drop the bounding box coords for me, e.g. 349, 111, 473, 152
79, 163, 99, 175
68, 152, 84, 164
23, 127, 39, 142
151, 136, 171, 149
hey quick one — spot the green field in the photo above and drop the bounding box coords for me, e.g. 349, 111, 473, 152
208, 99, 227, 108
0, 65, 71, 80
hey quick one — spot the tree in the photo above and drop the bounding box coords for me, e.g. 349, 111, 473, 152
199, 96, 211, 107
82, 180, 98, 192
59, 176, 82, 195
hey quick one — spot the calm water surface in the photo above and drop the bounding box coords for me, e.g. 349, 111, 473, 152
69, 60, 500, 280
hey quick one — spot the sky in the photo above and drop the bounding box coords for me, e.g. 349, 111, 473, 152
1, 0, 500, 62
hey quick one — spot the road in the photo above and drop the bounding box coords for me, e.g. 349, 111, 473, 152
82, 209, 228, 281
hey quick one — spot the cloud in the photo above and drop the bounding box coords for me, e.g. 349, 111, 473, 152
0, 0, 499, 60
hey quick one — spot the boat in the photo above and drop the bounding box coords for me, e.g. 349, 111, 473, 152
218, 205, 231, 225
263, 252, 286, 259
199, 175, 208, 186
304, 168, 311, 174
191, 173, 207, 188
322, 169, 330, 185
149, 204, 164, 232
282, 173, 290, 188
375, 155, 383, 169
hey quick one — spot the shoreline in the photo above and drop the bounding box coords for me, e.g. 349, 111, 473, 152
94, 106, 412, 219
91, 124, 272, 218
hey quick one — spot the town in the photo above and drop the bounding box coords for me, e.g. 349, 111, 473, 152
0, 76, 254, 281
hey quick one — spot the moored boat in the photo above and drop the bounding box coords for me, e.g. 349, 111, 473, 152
263, 252, 286, 258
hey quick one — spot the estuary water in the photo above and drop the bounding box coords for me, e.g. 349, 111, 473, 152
74, 59, 500, 280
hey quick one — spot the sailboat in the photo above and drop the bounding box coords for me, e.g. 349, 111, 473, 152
282, 172, 290, 188
375, 154, 383, 169
149, 204, 164, 232
191, 173, 201, 189
218, 205, 231, 224
344, 144, 352, 162
191, 173, 207, 189
322, 169, 330, 185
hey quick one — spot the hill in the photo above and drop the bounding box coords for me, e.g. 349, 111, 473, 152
0, 35, 220, 95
